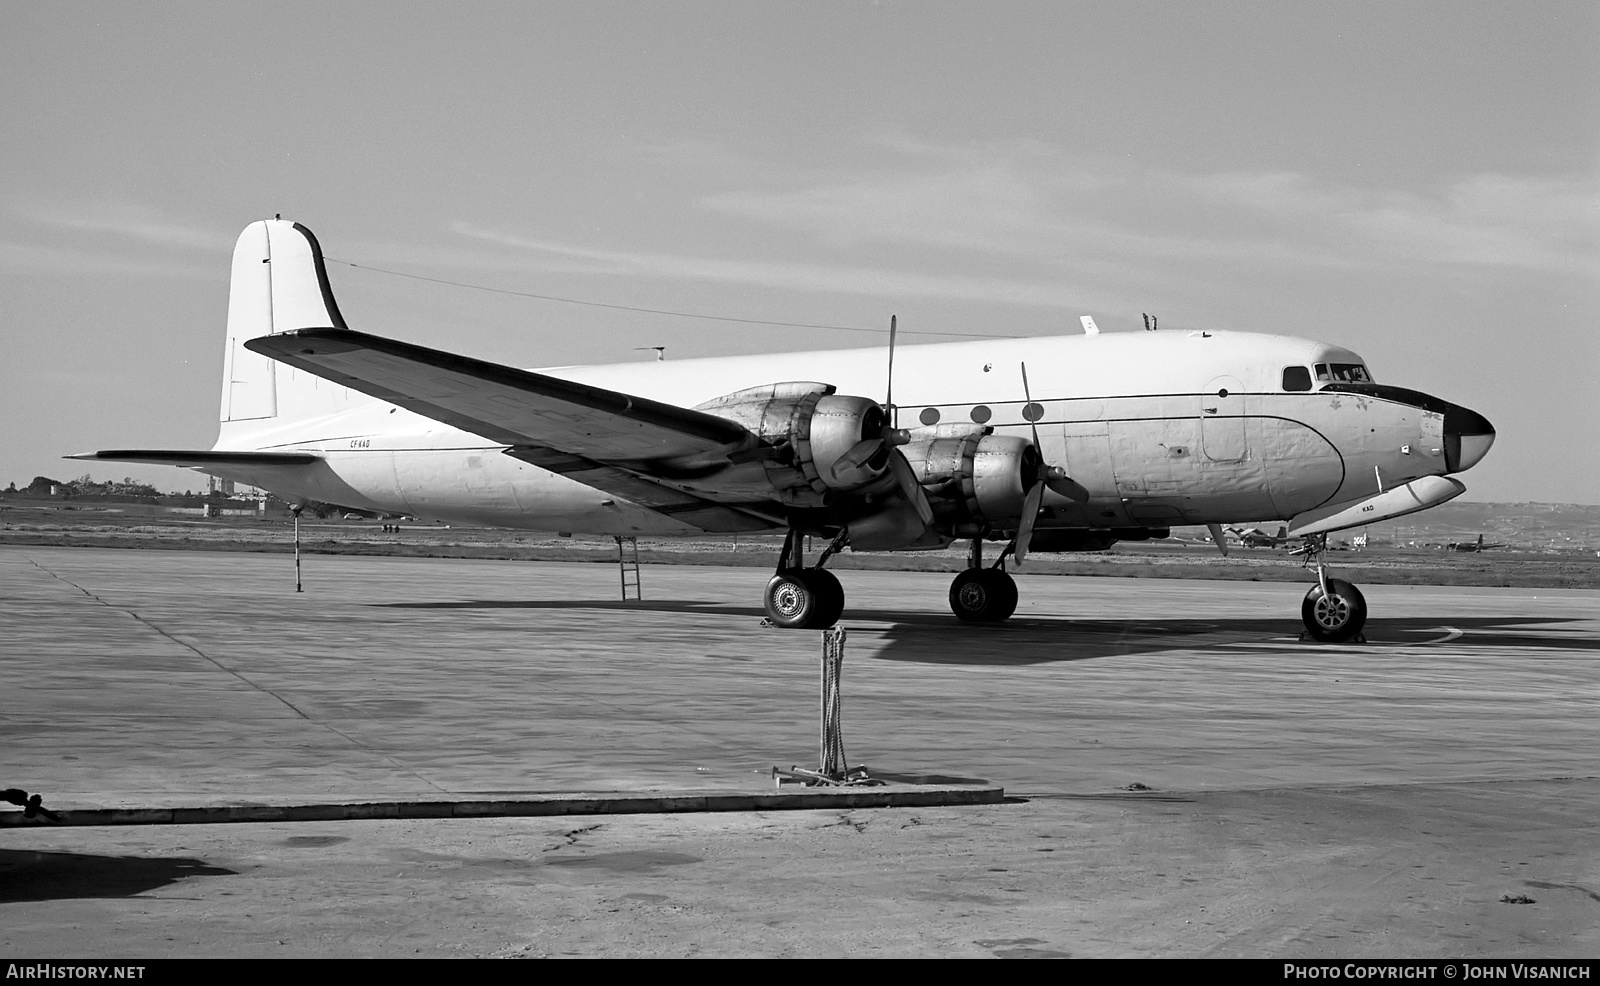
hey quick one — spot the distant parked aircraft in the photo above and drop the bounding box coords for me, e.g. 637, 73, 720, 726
1226, 525, 1292, 548
1446, 534, 1506, 552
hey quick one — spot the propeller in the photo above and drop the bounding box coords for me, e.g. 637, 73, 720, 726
1021, 363, 1090, 503
1013, 362, 1089, 565
827, 315, 934, 525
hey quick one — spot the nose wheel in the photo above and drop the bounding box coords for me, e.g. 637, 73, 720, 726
1302, 578, 1367, 642
1295, 534, 1368, 642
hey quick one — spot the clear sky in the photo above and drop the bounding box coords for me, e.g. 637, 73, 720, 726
4, 2, 1596, 502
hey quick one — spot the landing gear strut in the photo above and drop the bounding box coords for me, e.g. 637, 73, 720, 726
948, 537, 1018, 624
1296, 533, 1368, 642
763, 529, 846, 629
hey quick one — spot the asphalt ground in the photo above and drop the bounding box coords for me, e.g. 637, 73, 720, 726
2, 546, 1596, 957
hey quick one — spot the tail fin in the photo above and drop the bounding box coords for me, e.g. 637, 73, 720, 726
217, 219, 364, 444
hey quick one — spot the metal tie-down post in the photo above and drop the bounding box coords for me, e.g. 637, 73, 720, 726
774, 628, 879, 787
290, 503, 304, 592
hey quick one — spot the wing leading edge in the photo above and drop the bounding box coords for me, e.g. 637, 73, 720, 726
245, 327, 782, 531
245, 328, 751, 464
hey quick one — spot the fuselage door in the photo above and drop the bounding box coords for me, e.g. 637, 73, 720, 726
1201, 375, 1247, 462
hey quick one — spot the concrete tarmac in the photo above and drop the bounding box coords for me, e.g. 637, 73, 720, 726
2, 545, 1597, 957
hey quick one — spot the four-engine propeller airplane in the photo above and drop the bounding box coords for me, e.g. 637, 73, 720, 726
74, 219, 1496, 641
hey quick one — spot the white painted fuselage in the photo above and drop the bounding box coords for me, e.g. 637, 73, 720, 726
204, 328, 1454, 537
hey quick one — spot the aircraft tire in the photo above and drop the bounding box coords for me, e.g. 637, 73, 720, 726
987, 570, 1019, 622
806, 568, 845, 628
1301, 579, 1367, 642
765, 571, 829, 629
949, 569, 1018, 624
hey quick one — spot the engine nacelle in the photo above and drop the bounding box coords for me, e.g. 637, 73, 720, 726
899, 433, 1041, 532
695, 382, 893, 504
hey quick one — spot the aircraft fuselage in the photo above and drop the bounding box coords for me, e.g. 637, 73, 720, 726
203, 328, 1485, 539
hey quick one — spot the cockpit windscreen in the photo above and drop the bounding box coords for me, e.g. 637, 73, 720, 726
1314, 362, 1372, 384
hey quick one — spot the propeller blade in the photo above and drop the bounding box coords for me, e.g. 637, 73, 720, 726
1043, 466, 1091, 503
1013, 481, 1046, 565
830, 438, 884, 480
1020, 361, 1091, 504
1206, 522, 1231, 558
1021, 362, 1043, 451
886, 314, 898, 426
888, 449, 936, 526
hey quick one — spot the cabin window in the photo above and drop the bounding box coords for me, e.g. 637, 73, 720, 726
919, 407, 941, 426
1329, 363, 1371, 383
1282, 366, 1313, 391
970, 405, 992, 424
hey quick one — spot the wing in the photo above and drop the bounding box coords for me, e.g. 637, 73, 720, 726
245, 328, 752, 467
245, 328, 784, 531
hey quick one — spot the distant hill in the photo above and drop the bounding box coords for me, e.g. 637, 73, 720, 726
1398, 502, 1600, 550
1183, 502, 1600, 552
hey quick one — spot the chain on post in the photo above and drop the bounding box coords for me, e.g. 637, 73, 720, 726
772, 627, 881, 787
820, 627, 847, 777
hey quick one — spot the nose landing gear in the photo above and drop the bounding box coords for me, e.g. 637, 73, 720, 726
1295, 534, 1368, 642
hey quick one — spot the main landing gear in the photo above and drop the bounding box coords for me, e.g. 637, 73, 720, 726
762, 530, 1024, 629
1296, 533, 1368, 642
948, 537, 1018, 624
763, 530, 846, 629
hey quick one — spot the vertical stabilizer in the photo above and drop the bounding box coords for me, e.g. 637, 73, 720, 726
218, 219, 362, 443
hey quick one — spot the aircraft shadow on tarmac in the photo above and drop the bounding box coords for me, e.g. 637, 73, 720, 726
0, 849, 235, 904
377, 600, 1593, 665
861, 614, 1599, 665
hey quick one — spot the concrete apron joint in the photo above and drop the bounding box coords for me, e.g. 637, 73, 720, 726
0, 786, 1006, 827
21, 554, 453, 797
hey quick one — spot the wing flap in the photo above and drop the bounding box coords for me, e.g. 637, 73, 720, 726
245, 328, 752, 464
505, 447, 777, 532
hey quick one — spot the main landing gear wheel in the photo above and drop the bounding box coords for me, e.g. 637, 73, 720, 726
764, 569, 844, 629
806, 568, 845, 628
949, 568, 1018, 624
1301, 578, 1367, 642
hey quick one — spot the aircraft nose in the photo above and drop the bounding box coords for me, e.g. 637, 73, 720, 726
1444, 403, 1494, 473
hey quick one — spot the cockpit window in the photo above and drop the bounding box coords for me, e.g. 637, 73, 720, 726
1314, 363, 1331, 381
1329, 363, 1371, 383
1282, 366, 1313, 391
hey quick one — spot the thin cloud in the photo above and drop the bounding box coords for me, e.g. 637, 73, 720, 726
16, 202, 233, 251
696, 141, 1599, 280
0, 239, 211, 278
449, 220, 1105, 309
1184, 170, 1599, 274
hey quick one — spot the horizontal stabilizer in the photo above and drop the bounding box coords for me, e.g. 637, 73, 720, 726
67, 450, 320, 467
245, 328, 754, 465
